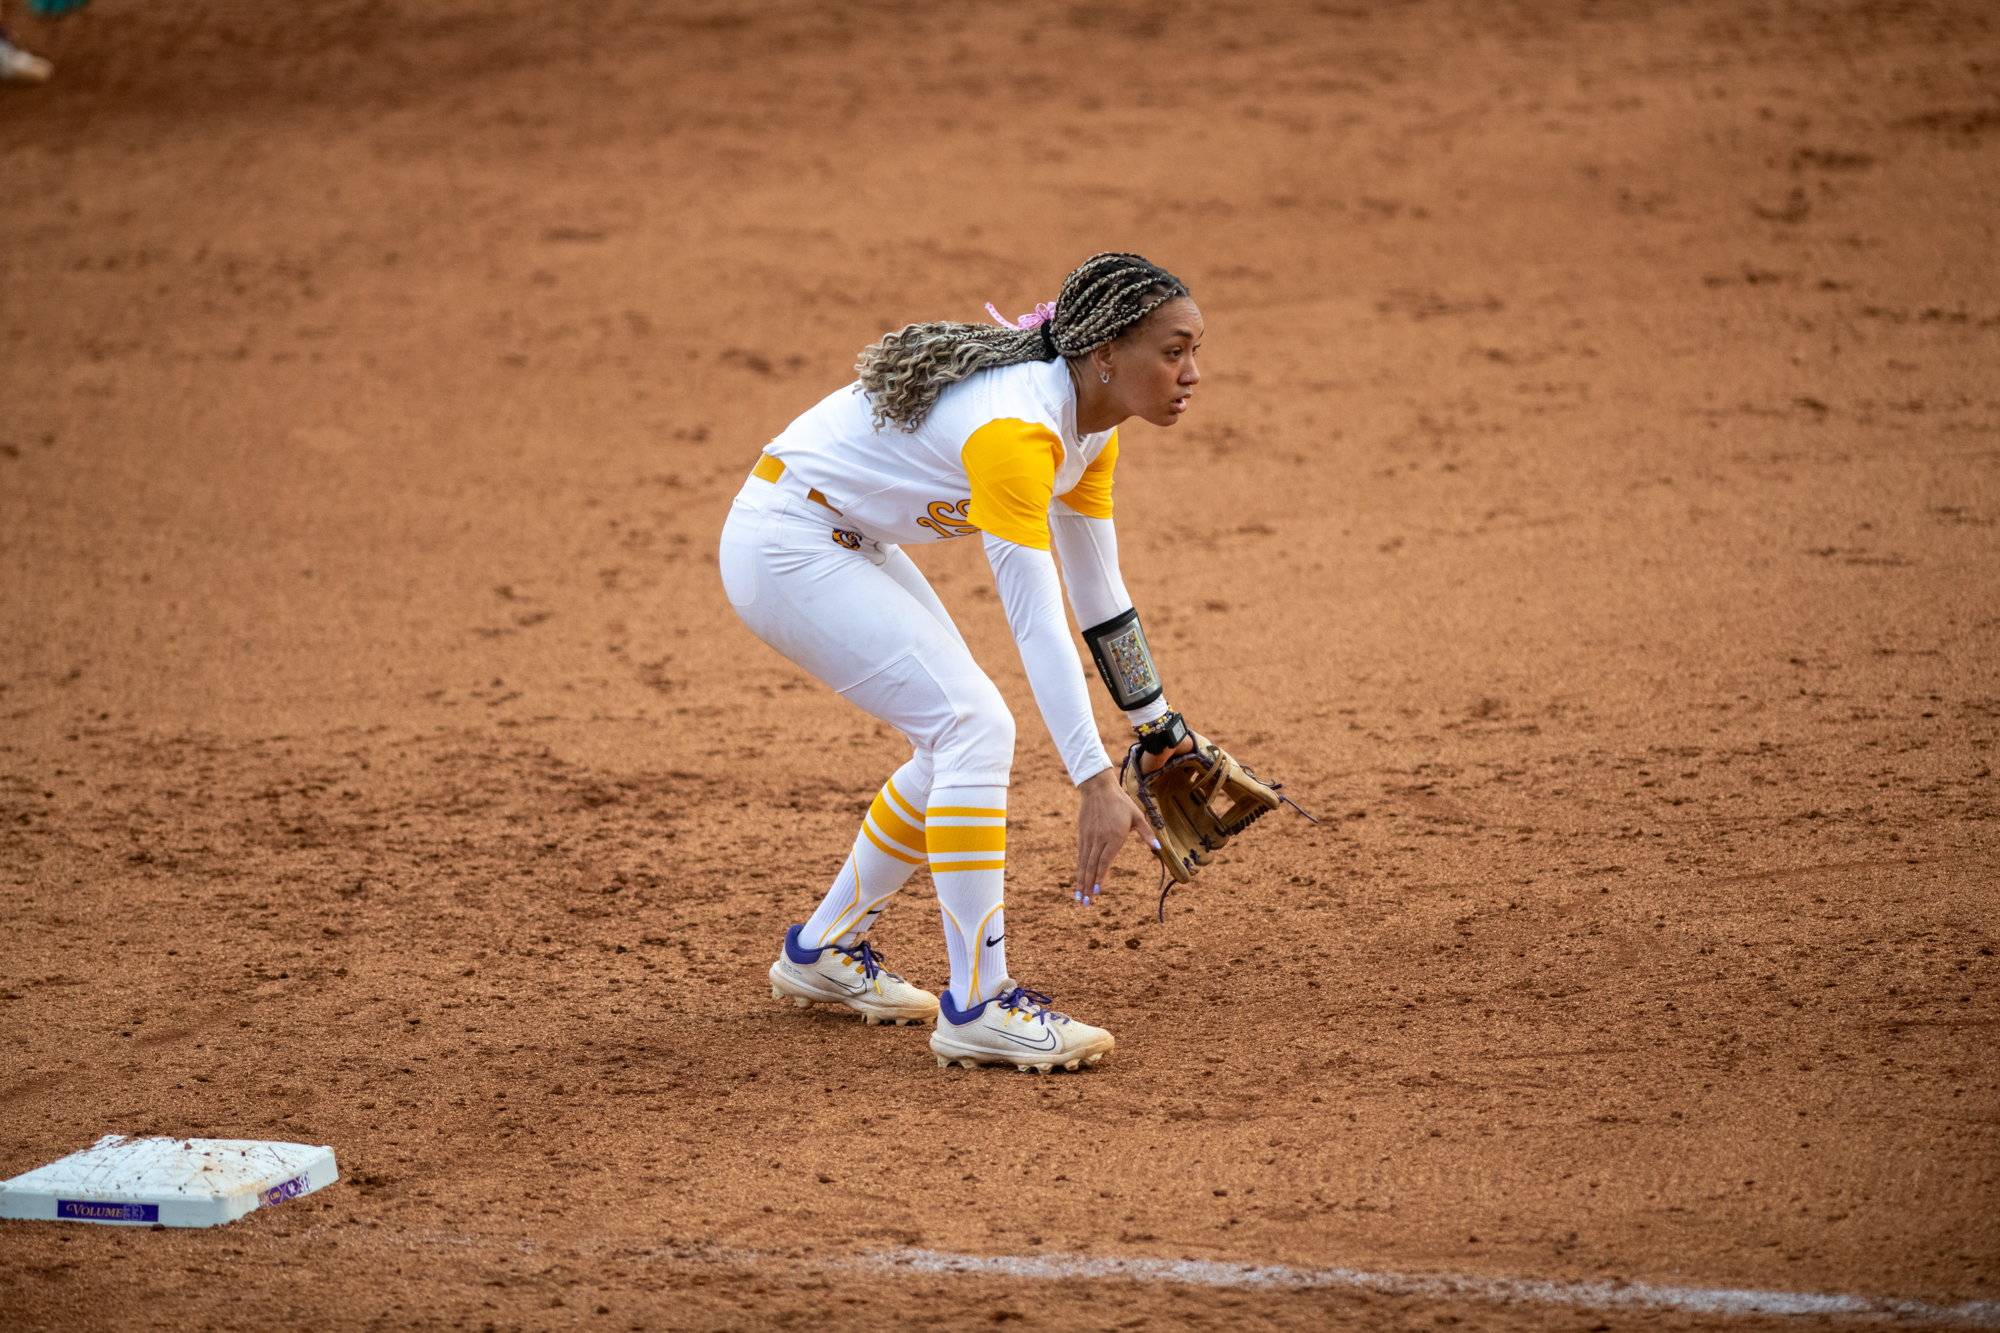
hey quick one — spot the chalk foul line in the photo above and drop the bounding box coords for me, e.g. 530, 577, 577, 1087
836, 1248, 2000, 1326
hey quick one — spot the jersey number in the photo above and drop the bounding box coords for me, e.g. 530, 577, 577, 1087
916, 499, 978, 539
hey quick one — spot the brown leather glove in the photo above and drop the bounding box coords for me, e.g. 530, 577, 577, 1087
1120, 732, 1287, 887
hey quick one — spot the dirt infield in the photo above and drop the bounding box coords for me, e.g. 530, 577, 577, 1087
2, 1, 1996, 1328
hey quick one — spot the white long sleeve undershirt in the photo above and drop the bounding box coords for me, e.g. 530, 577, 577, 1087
1047, 505, 1129, 627
984, 505, 1168, 788
1049, 507, 1172, 730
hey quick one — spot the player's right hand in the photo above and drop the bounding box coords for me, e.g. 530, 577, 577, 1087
1074, 767, 1155, 905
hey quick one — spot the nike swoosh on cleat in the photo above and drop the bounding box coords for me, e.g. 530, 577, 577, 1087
785, 963, 864, 996
993, 1027, 1059, 1051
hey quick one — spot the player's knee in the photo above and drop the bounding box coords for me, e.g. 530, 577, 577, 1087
953, 691, 1015, 772
903, 747, 936, 790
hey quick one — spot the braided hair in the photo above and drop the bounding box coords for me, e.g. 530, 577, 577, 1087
856, 252, 1191, 431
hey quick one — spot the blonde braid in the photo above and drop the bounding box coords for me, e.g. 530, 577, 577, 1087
856, 252, 1190, 430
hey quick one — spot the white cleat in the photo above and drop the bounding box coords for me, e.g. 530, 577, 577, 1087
0, 36, 52, 85
928, 978, 1114, 1072
768, 925, 939, 1026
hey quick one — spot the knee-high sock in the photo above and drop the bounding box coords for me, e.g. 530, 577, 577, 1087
928, 784, 1009, 1009
799, 758, 932, 949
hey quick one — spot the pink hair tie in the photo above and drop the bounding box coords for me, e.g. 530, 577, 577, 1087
985, 300, 1057, 330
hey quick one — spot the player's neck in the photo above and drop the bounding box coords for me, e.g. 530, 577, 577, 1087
1069, 360, 1126, 436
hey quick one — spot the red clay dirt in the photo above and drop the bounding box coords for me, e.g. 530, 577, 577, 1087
2, 2, 1996, 1330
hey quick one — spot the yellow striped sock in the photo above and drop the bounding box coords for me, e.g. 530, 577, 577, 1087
929, 784, 1008, 1007
800, 763, 930, 948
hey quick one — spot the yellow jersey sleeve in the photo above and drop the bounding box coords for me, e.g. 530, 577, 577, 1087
962, 419, 1064, 551
1055, 428, 1117, 519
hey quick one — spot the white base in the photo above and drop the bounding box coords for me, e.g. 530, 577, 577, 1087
0, 1135, 339, 1228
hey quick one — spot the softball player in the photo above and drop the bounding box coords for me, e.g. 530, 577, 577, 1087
720, 253, 1202, 1071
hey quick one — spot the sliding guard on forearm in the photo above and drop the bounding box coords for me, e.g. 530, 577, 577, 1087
1080, 607, 1164, 711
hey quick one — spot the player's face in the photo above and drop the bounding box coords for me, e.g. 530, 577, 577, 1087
1109, 297, 1204, 428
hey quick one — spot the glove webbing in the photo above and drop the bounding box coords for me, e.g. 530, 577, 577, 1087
1142, 749, 1320, 922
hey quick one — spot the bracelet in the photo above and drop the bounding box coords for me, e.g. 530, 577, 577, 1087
1134, 709, 1189, 755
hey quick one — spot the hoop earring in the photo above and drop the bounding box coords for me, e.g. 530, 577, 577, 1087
1099, 370, 1112, 384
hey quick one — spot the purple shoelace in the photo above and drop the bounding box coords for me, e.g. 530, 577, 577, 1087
833, 938, 900, 984
995, 984, 1069, 1024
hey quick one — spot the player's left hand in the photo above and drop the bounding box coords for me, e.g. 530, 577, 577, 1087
1140, 734, 1197, 773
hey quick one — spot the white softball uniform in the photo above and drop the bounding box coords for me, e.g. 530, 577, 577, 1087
725, 356, 1181, 1008
719, 357, 1162, 790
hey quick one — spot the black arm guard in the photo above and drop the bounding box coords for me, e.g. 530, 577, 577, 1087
1080, 607, 1164, 711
